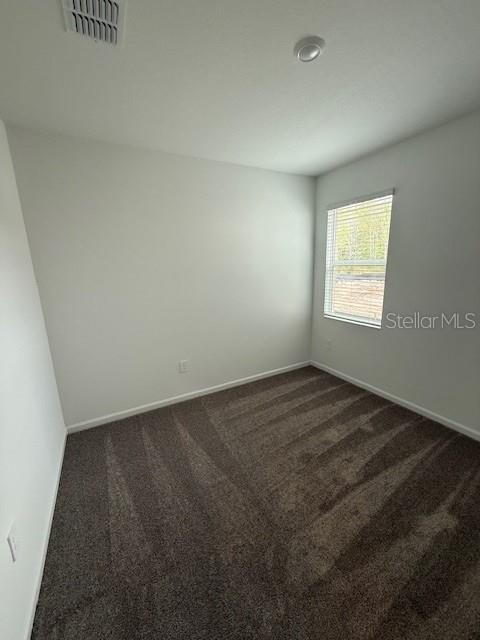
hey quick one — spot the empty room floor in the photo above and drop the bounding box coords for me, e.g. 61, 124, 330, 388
32, 367, 480, 640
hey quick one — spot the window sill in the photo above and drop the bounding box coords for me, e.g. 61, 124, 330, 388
323, 313, 382, 329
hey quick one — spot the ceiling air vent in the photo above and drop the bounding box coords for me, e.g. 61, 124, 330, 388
62, 0, 126, 45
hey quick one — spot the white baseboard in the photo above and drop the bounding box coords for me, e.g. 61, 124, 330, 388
310, 360, 479, 443
26, 430, 67, 640
67, 361, 311, 434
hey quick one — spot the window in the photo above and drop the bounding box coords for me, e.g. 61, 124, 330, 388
324, 191, 393, 327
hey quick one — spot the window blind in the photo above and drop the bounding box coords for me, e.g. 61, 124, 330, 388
324, 192, 393, 327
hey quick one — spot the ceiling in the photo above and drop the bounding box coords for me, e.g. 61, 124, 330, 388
1, 1, 480, 176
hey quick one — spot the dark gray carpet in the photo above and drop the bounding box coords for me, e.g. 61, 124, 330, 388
32, 366, 480, 639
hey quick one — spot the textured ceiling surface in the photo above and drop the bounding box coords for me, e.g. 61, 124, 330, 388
1, 0, 480, 175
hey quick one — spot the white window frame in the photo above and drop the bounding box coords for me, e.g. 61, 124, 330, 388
323, 189, 394, 329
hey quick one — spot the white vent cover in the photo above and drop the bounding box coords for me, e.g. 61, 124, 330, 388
62, 0, 126, 45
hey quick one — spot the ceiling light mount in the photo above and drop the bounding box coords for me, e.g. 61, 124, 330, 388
294, 36, 326, 62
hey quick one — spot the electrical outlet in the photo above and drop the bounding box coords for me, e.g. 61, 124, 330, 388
178, 360, 188, 374
7, 523, 18, 563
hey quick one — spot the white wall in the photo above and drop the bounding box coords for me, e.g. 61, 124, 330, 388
0, 121, 65, 640
312, 110, 480, 432
7, 127, 315, 428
